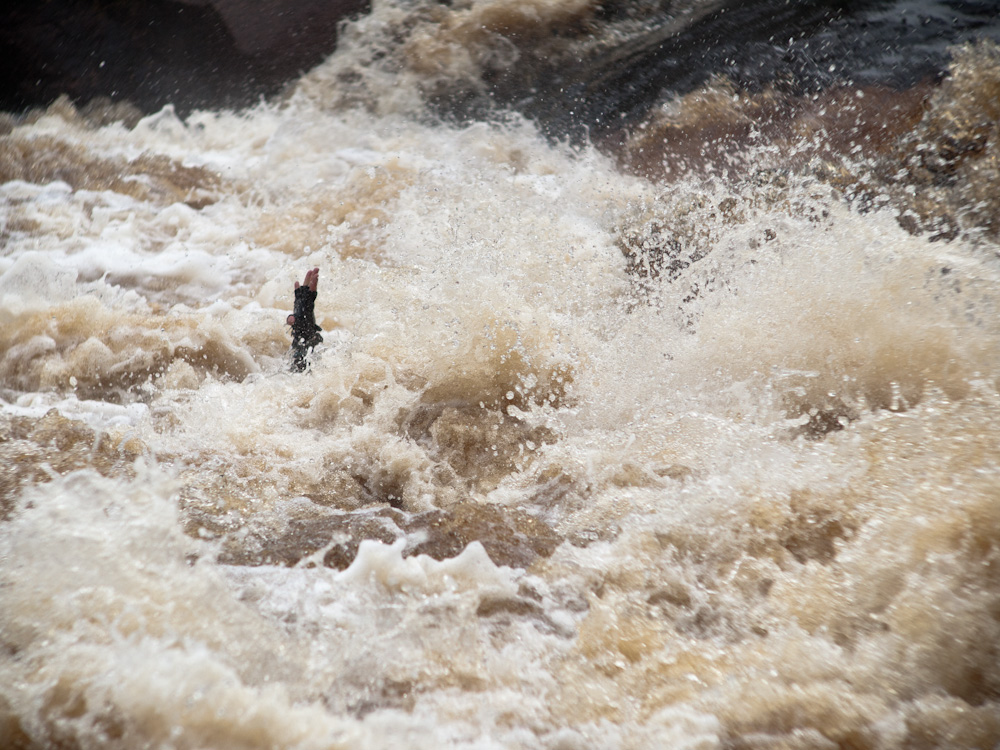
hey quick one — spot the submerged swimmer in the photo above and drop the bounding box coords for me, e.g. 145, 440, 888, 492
287, 267, 323, 371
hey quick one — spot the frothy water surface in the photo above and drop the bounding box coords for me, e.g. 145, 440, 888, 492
2, 2, 1000, 748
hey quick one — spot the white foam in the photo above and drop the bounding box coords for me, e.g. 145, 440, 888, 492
2, 18, 1000, 749
2, 393, 149, 431
339, 538, 517, 595
0, 251, 79, 313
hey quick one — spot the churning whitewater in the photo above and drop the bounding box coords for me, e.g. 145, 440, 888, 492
2, 1, 1000, 748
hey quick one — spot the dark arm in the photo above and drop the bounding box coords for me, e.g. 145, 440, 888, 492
287, 267, 322, 371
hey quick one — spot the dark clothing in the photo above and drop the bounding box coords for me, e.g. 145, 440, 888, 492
291, 285, 322, 371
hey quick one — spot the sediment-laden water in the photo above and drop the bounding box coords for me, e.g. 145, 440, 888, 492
2, 1, 999, 748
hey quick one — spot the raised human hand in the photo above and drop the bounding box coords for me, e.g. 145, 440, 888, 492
287, 267, 319, 326
288, 267, 323, 371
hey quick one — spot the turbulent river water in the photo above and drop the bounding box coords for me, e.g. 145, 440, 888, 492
2, 1, 1000, 748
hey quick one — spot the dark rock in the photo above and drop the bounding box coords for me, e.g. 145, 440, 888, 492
446, 0, 1000, 138
1, 0, 368, 116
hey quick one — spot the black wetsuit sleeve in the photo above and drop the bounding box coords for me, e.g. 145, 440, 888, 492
290, 286, 323, 371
